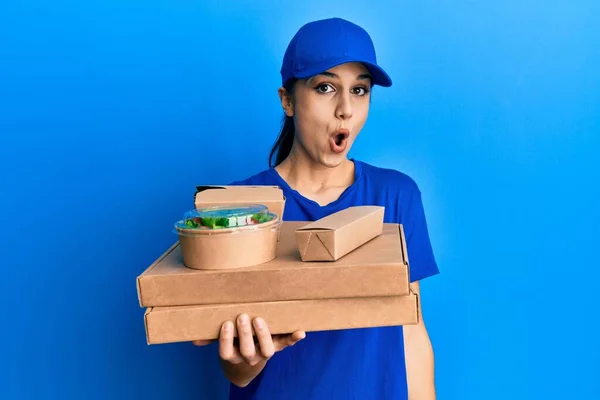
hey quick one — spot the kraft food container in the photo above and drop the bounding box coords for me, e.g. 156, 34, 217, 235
174, 204, 281, 270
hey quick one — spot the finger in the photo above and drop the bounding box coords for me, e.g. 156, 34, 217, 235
192, 339, 215, 346
253, 317, 275, 359
273, 331, 306, 351
286, 331, 306, 346
218, 321, 240, 363
237, 314, 257, 365
291, 331, 306, 342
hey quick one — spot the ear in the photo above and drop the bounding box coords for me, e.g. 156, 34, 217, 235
278, 87, 294, 117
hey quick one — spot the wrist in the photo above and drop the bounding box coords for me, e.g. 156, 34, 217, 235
220, 357, 268, 387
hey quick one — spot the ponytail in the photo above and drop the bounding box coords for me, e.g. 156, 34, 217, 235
269, 116, 295, 167
268, 79, 297, 168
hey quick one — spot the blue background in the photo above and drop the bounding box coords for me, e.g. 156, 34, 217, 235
1, 1, 598, 399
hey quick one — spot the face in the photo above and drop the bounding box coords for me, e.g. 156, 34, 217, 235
279, 62, 372, 168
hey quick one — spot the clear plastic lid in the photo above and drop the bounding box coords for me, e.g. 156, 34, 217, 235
175, 204, 276, 230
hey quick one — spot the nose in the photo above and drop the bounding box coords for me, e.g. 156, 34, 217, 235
335, 93, 353, 120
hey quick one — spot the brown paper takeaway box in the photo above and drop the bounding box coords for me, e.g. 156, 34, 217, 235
144, 293, 418, 344
295, 206, 385, 261
193, 185, 286, 221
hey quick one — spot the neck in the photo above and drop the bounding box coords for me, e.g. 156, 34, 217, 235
275, 142, 355, 195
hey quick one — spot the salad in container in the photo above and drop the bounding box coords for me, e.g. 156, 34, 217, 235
174, 204, 281, 270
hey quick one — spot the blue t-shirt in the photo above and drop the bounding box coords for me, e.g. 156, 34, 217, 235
228, 159, 439, 400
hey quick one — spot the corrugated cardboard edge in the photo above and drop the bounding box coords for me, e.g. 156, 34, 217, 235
144, 292, 419, 344
414, 290, 420, 329
398, 224, 410, 283
136, 242, 179, 308
144, 308, 153, 345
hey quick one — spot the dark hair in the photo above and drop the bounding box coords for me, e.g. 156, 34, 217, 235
269, 79, 297, 168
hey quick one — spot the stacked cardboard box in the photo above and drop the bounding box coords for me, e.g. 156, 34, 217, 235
136, 186, 418, 344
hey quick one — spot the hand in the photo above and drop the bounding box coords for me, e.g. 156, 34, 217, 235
193, 313, 306, 367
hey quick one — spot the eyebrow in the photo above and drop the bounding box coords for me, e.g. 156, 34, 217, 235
313, 71, 372, 81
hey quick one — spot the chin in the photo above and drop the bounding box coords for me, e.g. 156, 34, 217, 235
317, 153, 348, 168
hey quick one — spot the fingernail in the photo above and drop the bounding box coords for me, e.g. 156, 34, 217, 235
223, 322, 232, 332
255, 318, 263, 329
239, 314, 248, 324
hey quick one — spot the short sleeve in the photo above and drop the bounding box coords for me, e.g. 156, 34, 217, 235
399, 183, 440, 282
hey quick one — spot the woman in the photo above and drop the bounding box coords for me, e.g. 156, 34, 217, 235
195, 17, 439, 400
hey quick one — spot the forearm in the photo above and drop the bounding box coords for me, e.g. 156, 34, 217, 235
404, 322, 436, 399
404, 281, 436, 399
220, 358, 267, 387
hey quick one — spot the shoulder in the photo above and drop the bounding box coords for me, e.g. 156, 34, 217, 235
228, 168, 278, 186
356, 160, 421, 194
356, 162, 439, 281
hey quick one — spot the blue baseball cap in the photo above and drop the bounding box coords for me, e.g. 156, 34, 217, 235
280, 17, 392, 88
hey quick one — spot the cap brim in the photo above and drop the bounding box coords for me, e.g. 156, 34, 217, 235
361, 61, 392, 87
293, 57, 392, 87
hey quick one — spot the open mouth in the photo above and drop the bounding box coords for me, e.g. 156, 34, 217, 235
334, 133, 347, 146
329, 128, 350, 153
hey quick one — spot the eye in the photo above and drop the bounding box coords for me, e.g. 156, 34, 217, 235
352, 87, 369, 96
314, 84, 335, 94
